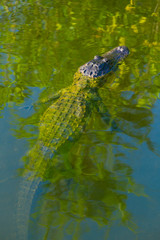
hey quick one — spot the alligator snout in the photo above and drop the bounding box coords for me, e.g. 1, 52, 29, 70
79, 46, 129, 78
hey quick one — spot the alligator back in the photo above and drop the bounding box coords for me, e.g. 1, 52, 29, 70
26, 85, 94, 173
16, 85, 95, 240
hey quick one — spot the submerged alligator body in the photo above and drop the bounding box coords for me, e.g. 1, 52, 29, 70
16, 46, 129, 239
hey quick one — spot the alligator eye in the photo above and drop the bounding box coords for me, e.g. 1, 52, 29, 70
94, 55, 102, 60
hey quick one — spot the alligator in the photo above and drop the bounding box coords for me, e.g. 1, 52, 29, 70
16, 46, 129, 240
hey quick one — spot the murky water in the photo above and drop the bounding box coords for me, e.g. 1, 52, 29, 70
0, 0, 160, 239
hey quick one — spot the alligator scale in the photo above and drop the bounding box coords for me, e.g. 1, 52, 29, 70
16, 46, 129, 239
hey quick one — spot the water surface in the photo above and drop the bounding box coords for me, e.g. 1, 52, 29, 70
0, 0, 160, 239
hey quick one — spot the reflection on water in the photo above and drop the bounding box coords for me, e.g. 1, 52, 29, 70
0, 0, 160, 240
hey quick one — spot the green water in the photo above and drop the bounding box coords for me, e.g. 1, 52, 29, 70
0, 0, 160, 239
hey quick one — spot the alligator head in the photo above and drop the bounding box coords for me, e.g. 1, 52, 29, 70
79, 46, 129, 78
